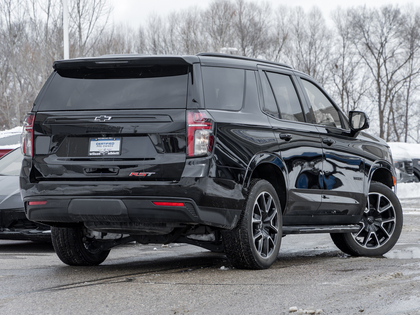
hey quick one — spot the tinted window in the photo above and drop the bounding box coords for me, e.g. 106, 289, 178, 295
243, 71, 259, 110
266, 72, 305, 122
38, 65, 189, 110
301, 79, 342, 128
202, 67, 245, 111
260, 72, 279, 118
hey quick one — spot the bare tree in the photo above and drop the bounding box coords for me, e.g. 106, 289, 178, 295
285, 6, 332, 86
329, 7, 371, 114
133, 25, 148, 54
202, 0, 236, 53
2, 0, 420, 140
399, 5, 420, 142
0, 0, 115, 129
234, 0, 273, 58
349, 5, 420, 141
0, 0, 29, 128
176, 7, 208, 55
265, 5, 291, 63
145, 14, 168, 55
94, 24, 137, 56
68, 0, 112, 57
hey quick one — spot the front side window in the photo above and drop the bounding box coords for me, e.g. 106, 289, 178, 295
202, 67, 245, 111
301, 79, 342, 128
266, 72, 305, 122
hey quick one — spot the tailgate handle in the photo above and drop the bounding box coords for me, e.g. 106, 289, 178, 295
84, 167, 119, 175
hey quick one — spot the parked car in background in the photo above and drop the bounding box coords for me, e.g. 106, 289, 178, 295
0, 148, 50, 241
412, 157, 420, 181
0, 127, 21, 158
388, 142, 420, 182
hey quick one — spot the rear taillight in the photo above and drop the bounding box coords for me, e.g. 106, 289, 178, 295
21, 113, 35, 157
187, 111, 214, 157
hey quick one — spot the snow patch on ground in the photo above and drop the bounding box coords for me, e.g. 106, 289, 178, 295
397, 183, 420, 199
0, 127, 22, 149
0, 126, 21, 138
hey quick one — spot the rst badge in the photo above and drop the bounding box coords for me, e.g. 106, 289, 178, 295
129, 172, 156, 177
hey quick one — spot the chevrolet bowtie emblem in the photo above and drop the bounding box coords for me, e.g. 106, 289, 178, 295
94, 115, 112, 122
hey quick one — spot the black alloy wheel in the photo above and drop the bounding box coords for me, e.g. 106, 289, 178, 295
223, 179, 282, 269
331, 182, 402, 256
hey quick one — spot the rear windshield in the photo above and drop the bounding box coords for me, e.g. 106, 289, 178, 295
37, 65, 189, 110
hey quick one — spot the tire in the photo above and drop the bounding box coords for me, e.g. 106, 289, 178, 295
51, 226, 110, 266
331, 182, 402, 256
414, 171, 420, 182
223, 179, 282, 269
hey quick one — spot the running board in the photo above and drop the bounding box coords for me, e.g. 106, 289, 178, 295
282, 225, 361, 235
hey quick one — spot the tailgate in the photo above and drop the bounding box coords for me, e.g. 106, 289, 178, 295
32, 110, 187, 181
31, 59, 191, 181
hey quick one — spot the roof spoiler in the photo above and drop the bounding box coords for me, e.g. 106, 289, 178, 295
53, 55, 197, 70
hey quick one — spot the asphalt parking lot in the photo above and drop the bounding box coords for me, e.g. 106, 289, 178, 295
0, 199, 419, 315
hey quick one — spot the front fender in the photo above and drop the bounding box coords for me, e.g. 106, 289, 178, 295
367, 160, 396, 193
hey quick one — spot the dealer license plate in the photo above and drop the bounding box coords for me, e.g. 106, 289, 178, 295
89, 137, 121, 156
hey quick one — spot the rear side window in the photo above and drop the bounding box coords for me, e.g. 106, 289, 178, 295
260, 72, 280, 118
266, 72, 305, 122
38, 65, 189, 110
202, 67, 245, 111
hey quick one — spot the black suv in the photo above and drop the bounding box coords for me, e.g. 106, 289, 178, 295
20, 53, 402, 269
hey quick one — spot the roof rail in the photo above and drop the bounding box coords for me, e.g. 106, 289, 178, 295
196, 52, 292, 69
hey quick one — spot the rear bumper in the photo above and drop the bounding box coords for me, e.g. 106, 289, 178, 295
24, 196, 241, 230
21, 178, 244, 231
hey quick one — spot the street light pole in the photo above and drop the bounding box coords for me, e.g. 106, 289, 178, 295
63, 0, 69, 59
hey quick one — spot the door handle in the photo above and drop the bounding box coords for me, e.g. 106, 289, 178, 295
280, 134, 293, 141
322, 138, 335, 146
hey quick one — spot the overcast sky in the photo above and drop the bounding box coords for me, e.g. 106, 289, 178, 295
109, 0, 416, 29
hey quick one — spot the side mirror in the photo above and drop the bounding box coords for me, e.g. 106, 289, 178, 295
349, 111, 369, 136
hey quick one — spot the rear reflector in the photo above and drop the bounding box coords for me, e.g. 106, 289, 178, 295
152, 201, 185, 207
28, 201, 47, 206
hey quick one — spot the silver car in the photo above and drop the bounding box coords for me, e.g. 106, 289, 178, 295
0, 148, 50, 241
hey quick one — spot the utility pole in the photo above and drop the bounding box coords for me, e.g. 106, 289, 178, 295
63, 0, 69, 59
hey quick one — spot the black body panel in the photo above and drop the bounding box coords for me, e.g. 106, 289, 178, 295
20, 54, 396, 238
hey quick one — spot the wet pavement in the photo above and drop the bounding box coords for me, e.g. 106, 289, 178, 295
0, 198, 418, 314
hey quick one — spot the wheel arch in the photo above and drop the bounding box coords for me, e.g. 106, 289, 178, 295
368, 161, 395, 190
243, 153, 288, 213
414, 168, 420, 181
